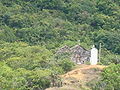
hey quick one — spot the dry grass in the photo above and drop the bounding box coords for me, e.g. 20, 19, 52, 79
46, 64, 107, 90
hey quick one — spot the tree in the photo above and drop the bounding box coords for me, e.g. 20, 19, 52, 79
94, 64, 120, 90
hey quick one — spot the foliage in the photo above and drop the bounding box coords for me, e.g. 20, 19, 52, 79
0, 62, 52, 90
0, 0, 120, 89
93, 30, 120, 54
0, 0, 120, 53
93, 64, 120, 90
0, 42, 74, 89
59, 59, 75, 72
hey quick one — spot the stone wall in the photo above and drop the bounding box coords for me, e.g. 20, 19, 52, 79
56, 45, 90, 64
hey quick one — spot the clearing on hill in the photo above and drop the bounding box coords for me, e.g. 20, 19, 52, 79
46, 64, 106, 90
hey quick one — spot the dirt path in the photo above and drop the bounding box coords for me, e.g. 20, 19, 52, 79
46, 64, 106, 90
62, 64, 106, 82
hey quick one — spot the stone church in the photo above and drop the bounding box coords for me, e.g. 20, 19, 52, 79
56, 45, 90, 64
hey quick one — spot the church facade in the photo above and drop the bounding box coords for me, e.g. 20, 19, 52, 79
56, 45, 90, 64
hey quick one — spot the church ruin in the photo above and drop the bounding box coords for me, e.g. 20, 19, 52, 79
56, 45, 90, 64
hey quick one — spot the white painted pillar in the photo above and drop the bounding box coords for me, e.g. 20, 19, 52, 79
90, 45, 98, 65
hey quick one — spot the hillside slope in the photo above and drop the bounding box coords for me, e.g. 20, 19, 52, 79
0, 0, 120, 89
46, 65, 106, 90
0, 0, 120, 54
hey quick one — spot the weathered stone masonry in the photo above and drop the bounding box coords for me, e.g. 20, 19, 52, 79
56, 45, 90, 64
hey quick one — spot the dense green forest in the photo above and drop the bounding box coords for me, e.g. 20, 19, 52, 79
0, 0, 120, 89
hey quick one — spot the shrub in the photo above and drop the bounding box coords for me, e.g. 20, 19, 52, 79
93, 64, 120, 90
59, 59, 75, 72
